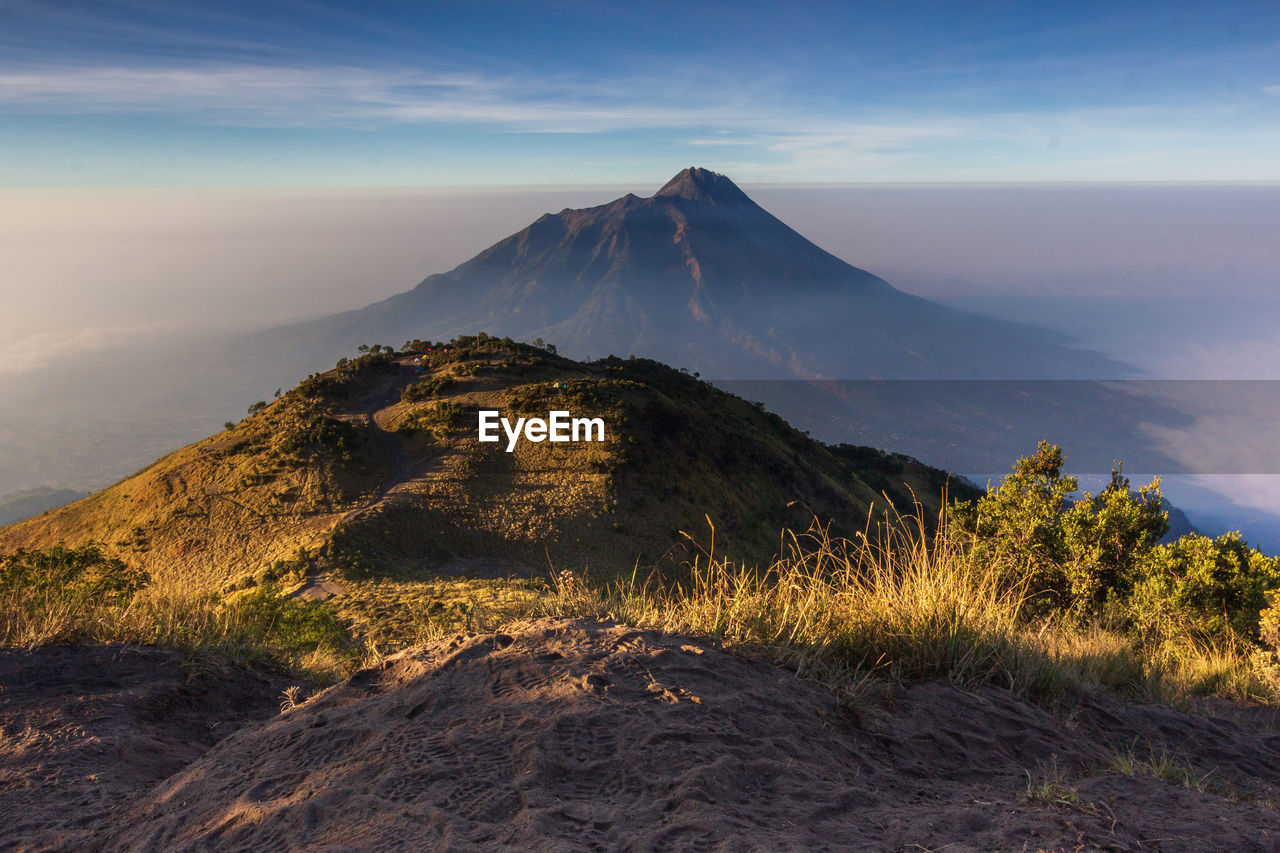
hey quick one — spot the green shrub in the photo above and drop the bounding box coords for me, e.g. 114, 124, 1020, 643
1130, 532, 1280, 642
1059, 467, 1167, 618
220, 584, 353, 665
953, 441, 1100, 613
277, 412, 360, 458
1, 545, 357, 680
401, 375, 457, 402
956, 441, 1279, 647
0, 544, 147, 602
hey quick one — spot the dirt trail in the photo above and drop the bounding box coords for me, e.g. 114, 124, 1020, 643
294, 363, 418, 602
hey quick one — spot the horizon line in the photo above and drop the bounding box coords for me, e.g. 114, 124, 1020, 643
5, 179, 1280, 195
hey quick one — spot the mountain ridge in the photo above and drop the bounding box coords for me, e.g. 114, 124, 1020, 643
0, 337, 967, 595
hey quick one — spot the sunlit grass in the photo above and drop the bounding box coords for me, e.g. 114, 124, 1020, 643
537, 511, 1029, 690
0, 551, 358, 681
6, 506, 1280, 704
534, 508, 1280, 705
336, 576, 543, 654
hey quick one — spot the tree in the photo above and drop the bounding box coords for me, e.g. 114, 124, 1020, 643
957, 441, 1280, 643
1060, 465, 1167, 618
953, 441, 1078, 608
954, 442, 1166, 619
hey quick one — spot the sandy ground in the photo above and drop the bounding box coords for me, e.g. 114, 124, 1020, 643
0, 645, 288, 852
7, 620, 1280, 851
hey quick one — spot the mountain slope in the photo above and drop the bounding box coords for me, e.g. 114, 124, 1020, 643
251, 167, 1123, 380
0, 338, 968, 594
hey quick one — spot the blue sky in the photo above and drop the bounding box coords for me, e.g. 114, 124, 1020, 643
1, 0, 1279, 186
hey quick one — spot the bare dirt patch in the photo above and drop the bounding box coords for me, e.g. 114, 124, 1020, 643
0, 645, 286, 852
72, 618, 1280, 852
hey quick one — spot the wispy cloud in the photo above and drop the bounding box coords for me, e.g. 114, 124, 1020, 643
0, 64, 775, 132
2, 62, 1278, 182
0, 66, 489, 126
0, 63, 1148, 139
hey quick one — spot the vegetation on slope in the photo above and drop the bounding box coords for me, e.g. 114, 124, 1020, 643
5, 336, 1279, 707
0, 335, 962, 597
0, 544, 356, 678
540, 443, 1280, 705
5, 442, 1280, 705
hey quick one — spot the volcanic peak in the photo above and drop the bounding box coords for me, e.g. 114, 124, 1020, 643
653, 167, 753, 206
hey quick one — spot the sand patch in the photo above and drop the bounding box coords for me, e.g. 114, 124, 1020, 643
86, 618, 1280, 851
0, 645, 286, 852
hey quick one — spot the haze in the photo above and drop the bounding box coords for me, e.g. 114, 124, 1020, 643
4, 183, 1278, 380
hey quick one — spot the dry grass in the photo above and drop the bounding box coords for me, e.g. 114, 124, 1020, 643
336, 576, 543, 654
6, 502, 1279, 703
538, 510, 1040, 691
536, 508, 1280, 705
0, 574, 358, 681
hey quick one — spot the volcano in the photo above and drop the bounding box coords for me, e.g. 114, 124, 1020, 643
258, 168, 1122, 380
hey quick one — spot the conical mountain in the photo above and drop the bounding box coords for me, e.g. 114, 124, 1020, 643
0, 338, 967, 595
255, 167, 1121, 381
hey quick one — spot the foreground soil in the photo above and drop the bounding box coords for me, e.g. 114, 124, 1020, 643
0, 645, 288, 851
6, 620, 1280, 851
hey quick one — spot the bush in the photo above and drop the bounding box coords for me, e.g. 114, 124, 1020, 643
1130, 532, 1280, 642
401, 375, 456, 402
220, 584, 353, 665
1, 545, 357, 680
956, 441, 1280, 648
277, 412, 360, 459
952, 441, 1164, 617
1059, 467, 1167, 618
1, 543, 146, 595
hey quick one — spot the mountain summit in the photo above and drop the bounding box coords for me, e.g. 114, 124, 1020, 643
653, 167, 754, 205
255, 168, 1121, 380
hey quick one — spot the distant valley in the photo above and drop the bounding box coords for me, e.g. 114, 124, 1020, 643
0, 487, 88, 526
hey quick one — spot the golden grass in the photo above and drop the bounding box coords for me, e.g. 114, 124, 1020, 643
6, 502, 1279, 704
337, 576, 543, 654
0, 576, 358, 681
536, 508, 1280, 705
538, 512, 1040, 692
549, 513, 1022, 686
